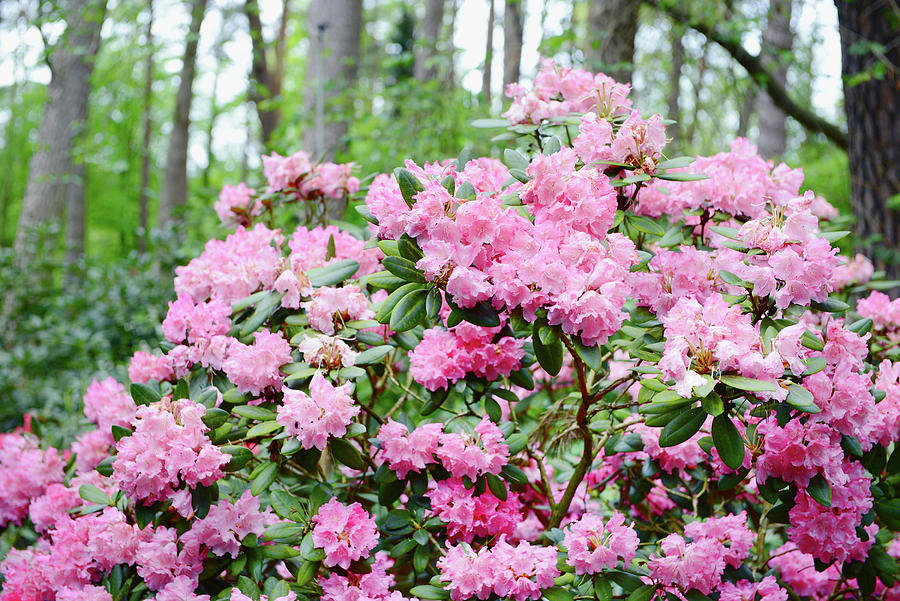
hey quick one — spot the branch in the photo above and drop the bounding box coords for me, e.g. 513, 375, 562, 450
646, 0, 848, 150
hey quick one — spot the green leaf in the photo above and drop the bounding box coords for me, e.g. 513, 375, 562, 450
876, 499, 900, 530
367, 270, 405, 290
659, 407, 706, 447
505, 432, 528, 455
240, 291, 282, 336
251, 462, 279, 496
425, 288, 442, 322
79, 483, 110, 505
390, 288, 428, 332
719, 374, 777, 392
807, 473, 832, 507
786, 384, 821, 413
628, 214, 665, 237
504, 148, 530, 171
445, 298, 500, 327
201, 408, 229, 430
701, 391, 725, 416
801, 356, 828, 376
233, 405, 276, 421
712, 414, 745, 470
246, 421, 283, 439
594, 578, 613, 601
848, 317, 874, 335
221, 445, 254, 471
626, 585, 658, 601
398, 236, 424, 261
355, 345, 393, 365
820, 230, 851, 243
382, 256, 425, 283
486, 473, 508, 500
471, 118, 510, 128
330, 438, 367, 471
533, 323, 563, 376
130, 383, 160, 405
711, 225, 740, 240
409, 585, 451, 600
111, 424, 131, 441
376, 282, 426, 323
656, 172, 708, 182
500, 464, 529, 485
484, 397, 503, 422
307, 259, 360, 287
394, 168, 425, 207
261, 544, 301, 559
573, 339, 604, 372
657, 156, 694, 169
543, 587, 576, 601
811, 297, 850, 313
270, 490, 306, 522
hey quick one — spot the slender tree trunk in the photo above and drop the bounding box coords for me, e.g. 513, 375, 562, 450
502, 0, 523, 90
756, 0, 793, 158
15, 0, 107, 251
203, 16, 231, 189
836, 0, 900, 270
414, 0, 445, 81
447, 0, 458, 83
481, 0, 495, 103
666, 21, 683, 149
303, 0, 363, 161
737, 88, 755, 138
137, 0, 154, 254
157, 0, 207, 228
245, 0, 288, 146
685, 42, 709, 148
585, 0, 639, 84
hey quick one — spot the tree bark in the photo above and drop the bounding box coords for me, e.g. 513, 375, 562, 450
481, 0, 496, 103
245, 0, 288, 146
157, 0, 207, 228
666, 21, 683, 149
649, 0, 847, 149
138, 0, 154, 254
303, 0, 363, 160
755, 0, 792, 158
414, 0, 445, 81
502, 0, 523, 89
14, 0, 106, 250
836, 0, 900, 269
585, 0, 640, 84
64, 160, 86, 265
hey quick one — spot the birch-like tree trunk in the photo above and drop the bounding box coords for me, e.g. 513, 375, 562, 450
502, 0, 523, 89
138, 0, 154, 254
414, 0, 445, 81
481, 0, 495, 103
584, 0, 639, 84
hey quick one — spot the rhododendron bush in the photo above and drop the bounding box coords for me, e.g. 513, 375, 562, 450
6, 59, 900, 601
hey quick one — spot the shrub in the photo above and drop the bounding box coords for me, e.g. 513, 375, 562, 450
2, 59, 899, 601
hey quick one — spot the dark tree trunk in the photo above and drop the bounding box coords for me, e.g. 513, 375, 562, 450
836, 0, 900, 269
414, 0, 445, 81
15, 0, 107, 251
246, 0, 288, 146
756, 0, 793, 158
64, 160, 86, 264
303, 0, 363, 160
158, 0, 207, 227
503, 0, 523, 89
482, 0, 495, 103
585, 0, 639, 84
138, 0, 154, 254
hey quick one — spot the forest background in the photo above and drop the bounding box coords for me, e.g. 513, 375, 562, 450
0, 0, 896, 442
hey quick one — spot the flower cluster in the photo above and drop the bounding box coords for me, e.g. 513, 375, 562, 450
312, 498, 379, 569
563, 511, 640, 574
277, 372, 359, 450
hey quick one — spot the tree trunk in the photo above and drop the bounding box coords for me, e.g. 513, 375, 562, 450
584, 0, 639, 84
755, 0, 792, 158
666, 21, 683, 149
836, 0, 900, 270
138, 0, 154, 254
157, 0, 207, 228
502, 0, 523, 89
303, 0, 363, 161
14, 0, 106, 250
245, 0, 288, 146
64, 161, 85, 268
481, 0, 495, 103
414, 0, 445, 81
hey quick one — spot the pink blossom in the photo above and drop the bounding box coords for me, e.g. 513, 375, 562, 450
112, 399, 228, 504
136, 525, 204, 591
768, 542, 841, 598
428, 477, 523, 542
289, 225, 383, 277
215, 182, 259, 226
436, 417, 509, 480
129, 350, 175, 384
718, 576, 788, 601
0, 431, 65, 527
223, 330, 292, 395
647, 533, 725, 595
263, 150, 313, 192
563, 511, 639, 574
319, 551, 404, 601
181, 490, 271, 558
81, 377, 136, 433
312, 498, 379, 569
683, 511, 754, 568
303, 285, 372, 335
376, 419, 442, 478
297, 334, 359, 370
276, 372, 359, 450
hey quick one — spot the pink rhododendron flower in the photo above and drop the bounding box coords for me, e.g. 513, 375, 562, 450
563, 511, 639, 574
297, 334, 359, 370
181, 490, 271, 559
223, 330, 292, 395
81, 377, 136, 433
718, 576, 788, 601
376, 419, 443, 478
683, 511, 754, 568
289, 225, 383, 277
303, 285, 372, 335
112, 399, 228, 504
319, 551, 411, 601
647, 533, 725, 595
312, 498, 379, 569
129, 350, 175, 383
276, 372, 359, 450
215, 182, 259, 226
436, 417, 509, 480
162, 294, 232, 345
428, 477, 523, 542
0, 431, 65, 527
768, 542, 842, 598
